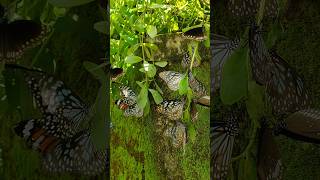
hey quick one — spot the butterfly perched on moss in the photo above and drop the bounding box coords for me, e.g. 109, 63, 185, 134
115, 85, 143, 118
155, 100, 185, 120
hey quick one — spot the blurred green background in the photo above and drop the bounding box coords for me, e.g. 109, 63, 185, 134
213, 0, 320, 179
0, 0, 107, 179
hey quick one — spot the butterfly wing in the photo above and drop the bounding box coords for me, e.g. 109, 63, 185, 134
155, 100, 184, 120
159, 71, 183, 91
249, 24, 271, 85
42, 130, 106, 175
119, 86, 137, 106
276, 109, 320, 143
211, 116, 239, 180
183, 27, 206, 41
266, 51, 311, 115
123, 103, 144, 118
227, 0, 278, 18
257, 127, 283, 180
188, 72, 207, 98
0, 20, 46, 62
211, 34, 239, 93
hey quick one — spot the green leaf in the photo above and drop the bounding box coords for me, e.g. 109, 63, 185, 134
53, 7, 66, 17
148, 89, 163, 104
154, 81, 164, 94
146, 25, 157, 38
91, 84, 108, 151
155, 61, 168, 67
179, 73, 188, 95
83, 61, 107, 83
49, 0, 94, 7
220, 47, 248, 105
94, 21, 108, 34
125, 55, 143, 64
136, 81, 144, 88
143, 62, 157, 78
246, 80, 265, 121
137, 83, 148, 109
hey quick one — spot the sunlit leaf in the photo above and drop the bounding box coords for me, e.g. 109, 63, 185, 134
49, 0, 94, 7
137, 83, 148, 109
147, 25, 157, 38
154, 81, 164, 94
179, 73, 188, 95
220, 47, 248, 105
155, 61, 168, 67
148, 89, 163, 104
125, 55, 142, 64
143, 62, 157, 78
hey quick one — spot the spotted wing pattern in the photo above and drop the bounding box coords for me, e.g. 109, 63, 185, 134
159, 71, 183, 91
164, 121, 187, 148
227, 0, 278, 18
115, 86, 143, 117
211, 34, 240, 93
156, 100, 184, 120
211, 113, 239, 180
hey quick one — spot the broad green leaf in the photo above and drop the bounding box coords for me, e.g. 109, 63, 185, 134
136, 81, 144, 88
155, 61, 168, 67
94, 21, 108, 34
146, 25, 157, 38
53, 7, 66, 17
91, 84, 108, 150
246, 80, 265, 121
83, 61, 107, 83
179, 73, 188, 95
220, 48, 248, 105
143, 43, 159, 51
143, 62, 157, 78
137, 83, 148, 109
148, 89, 163, 104
127, 43, 141, 55
125, 55, 142, 64
139, 68, 145, 73
154, 81, 164, 94
49, 0, 94, 7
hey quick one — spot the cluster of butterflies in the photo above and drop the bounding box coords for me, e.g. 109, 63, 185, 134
211, 0, 320, 179
0, 4, 111, 176
5, 64, 107, 175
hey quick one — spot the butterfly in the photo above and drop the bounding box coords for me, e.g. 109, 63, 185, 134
5, 64, 89, 130
115, 86, 143, 117
181, 50, 200, 69
0, 4, 47, 63
211, 34, 240, 94
227, 0, 278, 18
110, 67, 124, 81
265, 51, 311, 115
183, 26, 206, 41
249, 24, 272, 85
275, 109, 320, 144
14, 112, 106, 175
155, 100, 185, 120
159, 71, 183, 91
159, 71, 207, 98
211, 112, 240, 180
257, 124, 283, 180
163, 121, 187, 148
